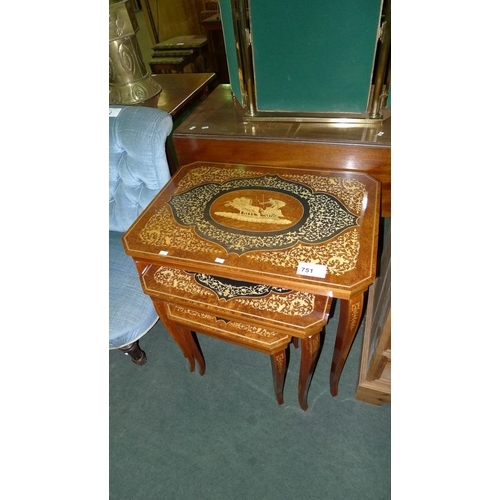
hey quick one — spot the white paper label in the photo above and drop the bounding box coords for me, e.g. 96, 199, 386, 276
296, 262, 327, 278
159, 250, 169, 256
215, 258, 225, 263
109, 108, 122, 117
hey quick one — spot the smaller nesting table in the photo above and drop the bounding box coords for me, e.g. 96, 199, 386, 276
149, 56, 194, 75
151, 35, 209, 73
141, 266, 331, 408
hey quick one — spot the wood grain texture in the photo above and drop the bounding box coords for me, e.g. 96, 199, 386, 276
143, 0, 201, 43
355, 224, 391, 405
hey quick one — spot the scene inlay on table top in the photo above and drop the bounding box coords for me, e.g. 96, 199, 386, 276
122, 162, 380, 299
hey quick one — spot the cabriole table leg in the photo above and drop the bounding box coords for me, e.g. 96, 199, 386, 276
270, 349, 288, 405
176, 323, 206, 376
330, 293, 365, 397
153, 299, 205, 374
298, 331, 322, 411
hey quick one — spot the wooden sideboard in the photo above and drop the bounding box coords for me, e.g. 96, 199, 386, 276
173, 84, 391, 218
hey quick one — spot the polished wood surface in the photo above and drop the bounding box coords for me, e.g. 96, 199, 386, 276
123, 161, 381, 406
123, 162, 380, 299
173, 85, 391, 217
151, 73, 216, 118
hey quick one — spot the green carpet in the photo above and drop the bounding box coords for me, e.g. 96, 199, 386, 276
109, 301, 391, 499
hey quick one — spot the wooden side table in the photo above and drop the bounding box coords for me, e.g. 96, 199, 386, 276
144, 73, 217, 171
151, 73, 216, 119
152, 35, 209, 73
149, 57, 191, 74
123, 162, 380, 408
141, 266, 331, 409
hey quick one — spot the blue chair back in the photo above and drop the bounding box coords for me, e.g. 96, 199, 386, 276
109, 105, 173, 232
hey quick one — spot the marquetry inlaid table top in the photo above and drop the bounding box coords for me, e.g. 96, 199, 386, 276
123, 162, 380, 299
122, 161, 380, 299
142, 265, 332, 338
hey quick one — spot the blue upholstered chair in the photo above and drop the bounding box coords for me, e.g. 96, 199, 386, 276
109, 105, 173, 364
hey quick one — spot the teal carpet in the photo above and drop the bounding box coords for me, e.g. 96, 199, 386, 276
109, 301, 391, 499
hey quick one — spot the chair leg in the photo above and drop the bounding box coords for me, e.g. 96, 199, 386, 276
119, 341, 147, 365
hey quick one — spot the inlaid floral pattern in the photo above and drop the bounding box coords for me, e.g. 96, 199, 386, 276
152, 267, 316, 316
138, 166, 367, 274
248, 228, 360, 276
167, 174, 358, 254
282, 174, 366, 214
171, 305, 287, 342
140, 206, 221, 255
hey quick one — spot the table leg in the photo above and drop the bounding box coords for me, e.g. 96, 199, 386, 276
152, 299, 205, 374
330, 292, 365, 397
176, 323, 206, 376
298, 331, 322, 411
270, 350, 287, 405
